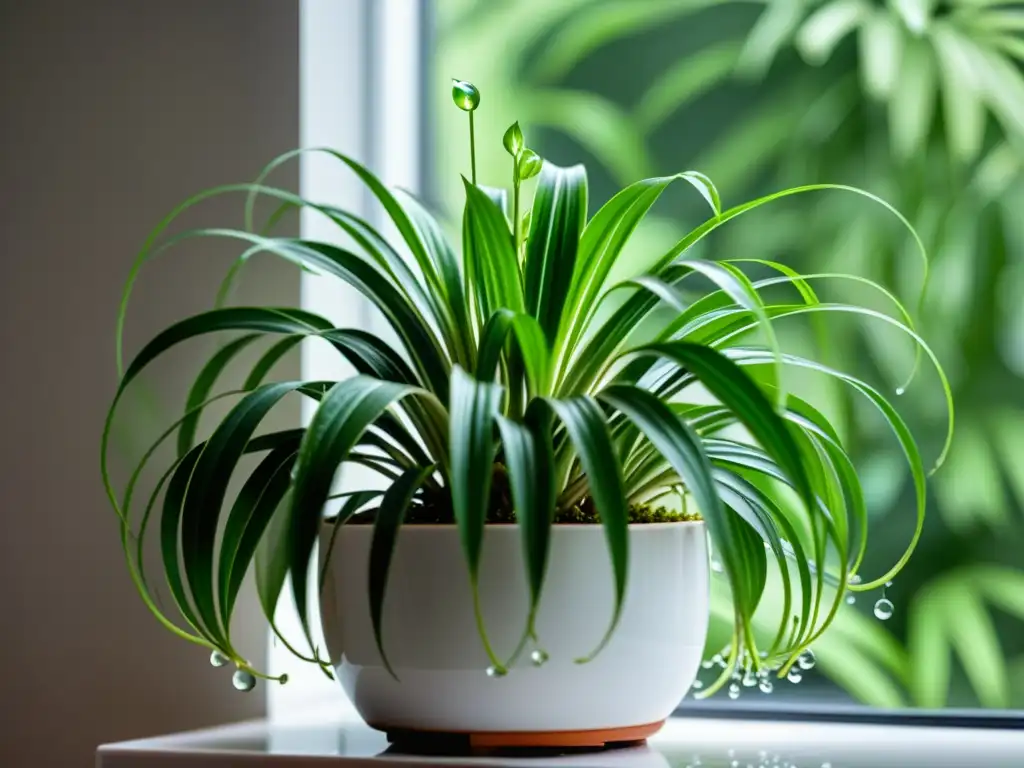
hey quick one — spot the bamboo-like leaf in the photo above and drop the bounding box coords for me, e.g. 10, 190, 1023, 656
559, 172, 722, 372
525, 162, 587, 346
243, 335, 304, 390
287, 376, 426, 656
889, 35, 937, 160
462, 179, 525, 323
738, 0, 805, 75
544, 395, 629, 662
723, 346, 928, 590
931, 24, 987, 165
908, 585, 951, 707
496, 408, 555, 636
599, 384, 763, 622
449, 366, 506, 668
180, 382, 309, 643
161, 446, 210, 642
859, 10, 904, 99
219, 438, 301, 628
796, 0, 869, 66
178, 334, 261, 457
477, 309, 551, 396
631, 342, 816, 510
946, 582, 1009, 708
369, 464, 436, 679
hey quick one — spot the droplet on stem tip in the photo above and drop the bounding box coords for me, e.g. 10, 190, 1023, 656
874, 597, 894, 620
797, 648, 816, 670
232, 669, 256, 692
451, 79, 480, 111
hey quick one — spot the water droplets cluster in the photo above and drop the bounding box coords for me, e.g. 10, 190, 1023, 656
482, 643, 550, 678
686, 749, 836, 768
208, 649, 289, 692
694, 643, 818, 700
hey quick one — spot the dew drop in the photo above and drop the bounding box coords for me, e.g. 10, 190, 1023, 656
702, 659, 714, 669
232, 669, 256, 692
848, 573, 862, 585
486, 665, 507, 678
711, 559, 724, 573
743, 670, 758, 687
713, 653, 726, 668
874, 597, 894, 621
886, 580, 893, 588
759, 678, 774, 694
728, 682, 741, 700
787, 668, 803, 684
210, 650, 228, 668
692, 679, 704, 690
797, 648, 816, 670
530, 649, 549, 667
845, 594, 856, 605
896, 386, 905, 396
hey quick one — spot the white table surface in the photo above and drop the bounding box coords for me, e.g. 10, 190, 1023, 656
97, 710, 1024, 768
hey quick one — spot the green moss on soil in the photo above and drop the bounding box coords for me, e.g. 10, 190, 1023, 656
346, 464, 701, 525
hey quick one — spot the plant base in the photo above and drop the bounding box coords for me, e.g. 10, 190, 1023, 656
380, 720, 665, 749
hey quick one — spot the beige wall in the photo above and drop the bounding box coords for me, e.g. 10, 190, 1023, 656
0, 0, 300, 762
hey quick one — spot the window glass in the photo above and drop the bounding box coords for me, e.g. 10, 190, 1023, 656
431, 0, 1024, 710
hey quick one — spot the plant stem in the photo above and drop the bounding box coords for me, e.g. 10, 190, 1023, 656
469, 111, 477, 185
513, 171, 521, 258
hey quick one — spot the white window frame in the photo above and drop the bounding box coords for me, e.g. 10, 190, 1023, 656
268, 0, 427, 722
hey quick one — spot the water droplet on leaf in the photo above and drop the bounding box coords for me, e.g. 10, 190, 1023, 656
798, 649, 816, 670
232, 670, 256, 691
711, 559, 724, 573
530, 649, 548, 667
759, 678, 774, 694
210, 650, 228, 668
728, 683, 741, 700
702, 659, 714, 669
848, 573, 862, 585
845, 594, 856, 605
692, 679, 703, 690
787, 668, 803, 684
743, 670, 757, 687
874, 597, 894, 620
896, 386, 905, 396
486, 665, 507, 678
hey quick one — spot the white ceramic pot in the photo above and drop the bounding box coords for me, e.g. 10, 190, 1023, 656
318, 521, 708, 745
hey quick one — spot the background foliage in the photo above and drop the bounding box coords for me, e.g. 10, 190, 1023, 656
434, 0, 1024, 708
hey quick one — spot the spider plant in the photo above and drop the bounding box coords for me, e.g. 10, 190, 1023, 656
101, 81, 951, 697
